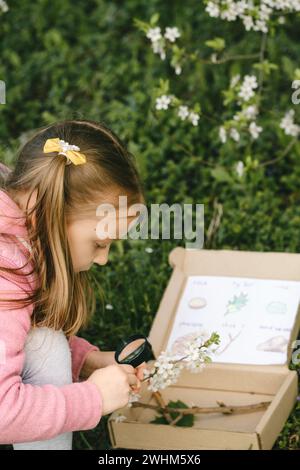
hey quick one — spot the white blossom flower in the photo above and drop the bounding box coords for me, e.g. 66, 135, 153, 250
249, 121, 263, 139
230, 128, 240, 142
114, 414, 127, 423
147, 351, 185, 392
177, 105, 189, 120
242, 15, 254, 31
242, 105, 258, 120
155, 95, 172, 110
219, 126, 227, 143
151, 40, 166, 60
243, 75, 258, 89
0, 0, 8, 12
253, 19, 268, 33
188, 111, 200, 126
238, 75, 258, 102
145, 247, 153, 253
164, 26, 181, 42
230, 74, 241, 88
146, 27, 162, 43
236, 160, 245, 178
180, 332, 214, 373
127, 392, 141, 407
146, 330, 220, 392
205, 1, 220, 17
105, 304, 113, 310
204, 0, 300, 33
233, 105, 258, 122
175, 64, 182, 75
280, 109, 300, 137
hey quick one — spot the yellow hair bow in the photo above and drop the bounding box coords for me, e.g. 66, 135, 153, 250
43, 137, 87, 166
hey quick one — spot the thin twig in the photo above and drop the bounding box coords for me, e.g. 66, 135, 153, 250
79, 431, 93, 450
205, 199, 223, 248
188, 51, 260, 65
214, 328, 243, 356
131, 400, 271, 417
258, 33, 268, 97
259, 138, 298, 167
152, 391, 173, 424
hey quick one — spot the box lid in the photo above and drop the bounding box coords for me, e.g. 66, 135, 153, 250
148, 247, 300, 369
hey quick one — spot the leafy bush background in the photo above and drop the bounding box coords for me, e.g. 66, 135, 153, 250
0, 0, 299, 450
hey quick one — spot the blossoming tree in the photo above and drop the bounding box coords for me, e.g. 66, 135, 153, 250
134, 1, 300, 179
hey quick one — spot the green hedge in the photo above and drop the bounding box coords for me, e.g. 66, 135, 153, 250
0, 0, 299, 450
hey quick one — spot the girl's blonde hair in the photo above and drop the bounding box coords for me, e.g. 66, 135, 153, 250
0, 119, 145, 337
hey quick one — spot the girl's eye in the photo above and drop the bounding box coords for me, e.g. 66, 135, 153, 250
95, 243, 108, 249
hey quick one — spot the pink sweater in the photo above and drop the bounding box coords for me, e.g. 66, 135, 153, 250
0, 181, 103, 444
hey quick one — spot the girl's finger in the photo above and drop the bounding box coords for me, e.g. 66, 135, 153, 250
118, 364, 135, 373
135, 363, 149, 381
127, 373, 140, 387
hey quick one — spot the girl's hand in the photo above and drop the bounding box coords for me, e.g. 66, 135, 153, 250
135, 361, 148, 381
81, 351, 149, 389
123, 362, 149, 393
88, 364, 139, 415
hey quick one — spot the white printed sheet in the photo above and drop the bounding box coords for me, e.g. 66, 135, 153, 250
166, 276, 300, 365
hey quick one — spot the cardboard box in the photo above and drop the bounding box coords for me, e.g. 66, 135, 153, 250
108, 247, 300, 450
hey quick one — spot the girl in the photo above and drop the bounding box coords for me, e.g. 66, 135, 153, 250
0, 119, 146, 450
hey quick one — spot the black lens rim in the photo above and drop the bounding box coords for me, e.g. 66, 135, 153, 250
114, 334, 153, 368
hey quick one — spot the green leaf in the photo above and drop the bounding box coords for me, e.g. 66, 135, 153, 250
253, 60, 278, 76
150, 13, 160, 26
150, 400, 194, 427
133, 18, 150, 33
211, 166, 233, 183
205, 37, 225, 52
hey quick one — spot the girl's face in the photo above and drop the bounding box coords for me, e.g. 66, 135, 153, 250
10, 188, 141, 273
67, 210, 139, 272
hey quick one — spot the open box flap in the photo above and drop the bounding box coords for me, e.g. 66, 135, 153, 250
148, 247, 300, 370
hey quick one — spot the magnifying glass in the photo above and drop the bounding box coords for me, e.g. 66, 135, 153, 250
114, 334, 155, 368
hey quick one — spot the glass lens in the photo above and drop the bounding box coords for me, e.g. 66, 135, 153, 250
118, 338, 146, 361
